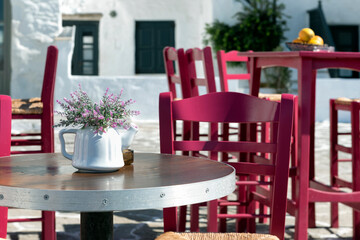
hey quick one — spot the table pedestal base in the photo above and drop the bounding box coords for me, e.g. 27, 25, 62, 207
81, 212, 113, 240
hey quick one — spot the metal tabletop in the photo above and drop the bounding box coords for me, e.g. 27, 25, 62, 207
0, 152, 235, 212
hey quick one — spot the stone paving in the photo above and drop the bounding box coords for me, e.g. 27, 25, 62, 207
5, 120, 355, 239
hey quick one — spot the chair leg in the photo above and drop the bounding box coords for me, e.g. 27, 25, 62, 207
41, 114, 54, 153
329, 99, 339, 228
163, 207, 178, 232
218, 196, 227, 232
41, 211, 56, 240
178, 205, 187, 232
351, 102, 360, 239
258, 122, 270, 224
190, 204, 200, 232
207, 200, 218, 232
0, 207, 8, 239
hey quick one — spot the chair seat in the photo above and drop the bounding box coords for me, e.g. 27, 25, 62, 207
258, 93, 282, 102
12, 98, 43, 114
156, 232, 279, 240
334, 97, 360, 105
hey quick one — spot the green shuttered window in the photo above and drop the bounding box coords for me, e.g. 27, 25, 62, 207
135, 21, 175, 74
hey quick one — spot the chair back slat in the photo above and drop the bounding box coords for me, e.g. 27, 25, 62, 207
227, 162, 275, 176
173, 141, 277, 153
41, 45, 59, 110
170, 76, 181, 84
172, 92, 280, 123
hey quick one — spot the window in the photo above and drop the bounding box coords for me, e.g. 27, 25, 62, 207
330, 25, 359, 78
135, 21, 175, 74
63, 20, 99, 75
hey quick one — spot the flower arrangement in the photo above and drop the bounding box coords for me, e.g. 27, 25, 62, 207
54, 85, 140, 133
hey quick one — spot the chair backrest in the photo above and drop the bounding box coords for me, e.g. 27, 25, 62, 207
186, 46, 216, 97
40, 45, 59, 116
163, 47, 191, 99
217, 50, 251, 92
159, 91, 295, 238
0, 95, 11, 238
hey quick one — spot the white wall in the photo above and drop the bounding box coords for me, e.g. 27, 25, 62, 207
10, 0, 360, 123
10, 0, 62, 99
61, 0, 213, 76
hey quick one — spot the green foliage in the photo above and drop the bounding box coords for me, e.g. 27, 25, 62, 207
204, 0, 291, 93
262, 46, 292, 93
204, 0, 289, 52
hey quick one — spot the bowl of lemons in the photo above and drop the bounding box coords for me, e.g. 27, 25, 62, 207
286, 28, 334, 52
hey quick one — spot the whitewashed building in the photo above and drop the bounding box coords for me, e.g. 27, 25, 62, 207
1, 0, 360, 121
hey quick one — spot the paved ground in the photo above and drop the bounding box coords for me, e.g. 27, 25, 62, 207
5, 120, 355, 239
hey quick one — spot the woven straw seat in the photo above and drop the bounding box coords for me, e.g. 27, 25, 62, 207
11, 98, 43, 114
334, 97, 360, 105
155, 232, 279, 240
258, 93, 282, 102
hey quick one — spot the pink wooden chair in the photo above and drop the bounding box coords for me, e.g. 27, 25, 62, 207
217, 50, 298, 230
9, 46, 58, 239
0, 95, 11, 239
164, 46, 218, 231
329, 98, 360, 237
11, 45, 58, 154
163, 46, 193, 231
183, 46, 218, 231
159, 91, 295, 240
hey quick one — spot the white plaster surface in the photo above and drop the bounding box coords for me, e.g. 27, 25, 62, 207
60, 0, 213, 76
9, 0, 360, 122
10, 0, 61, 99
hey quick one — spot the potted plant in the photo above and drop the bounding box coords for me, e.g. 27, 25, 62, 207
204, 0, 291, 93
55, 85, 140, 172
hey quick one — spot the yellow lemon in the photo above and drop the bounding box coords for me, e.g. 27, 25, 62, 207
308, 35, 324, 45
292, 38, 304, 44
298, 28, 315, 42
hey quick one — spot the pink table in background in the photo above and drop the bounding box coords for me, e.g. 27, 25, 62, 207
238, 51, 360, 240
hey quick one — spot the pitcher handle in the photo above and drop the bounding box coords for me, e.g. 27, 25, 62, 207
59, 128, 77, 160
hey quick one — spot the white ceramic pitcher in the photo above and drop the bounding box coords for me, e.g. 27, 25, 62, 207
59, 123, 138, 172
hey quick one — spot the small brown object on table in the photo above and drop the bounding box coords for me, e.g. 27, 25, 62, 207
123, 149, 134, 165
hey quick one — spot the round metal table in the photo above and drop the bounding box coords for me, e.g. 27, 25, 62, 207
0, 152, 235, 239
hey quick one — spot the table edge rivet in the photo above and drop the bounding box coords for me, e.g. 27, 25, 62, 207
0, 194, 4, 200
160, 193, 165, 198
205, 188, 209, 193
43, 194, 49, 200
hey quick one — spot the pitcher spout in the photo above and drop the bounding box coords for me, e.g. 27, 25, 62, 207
121, 123, 138, 150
